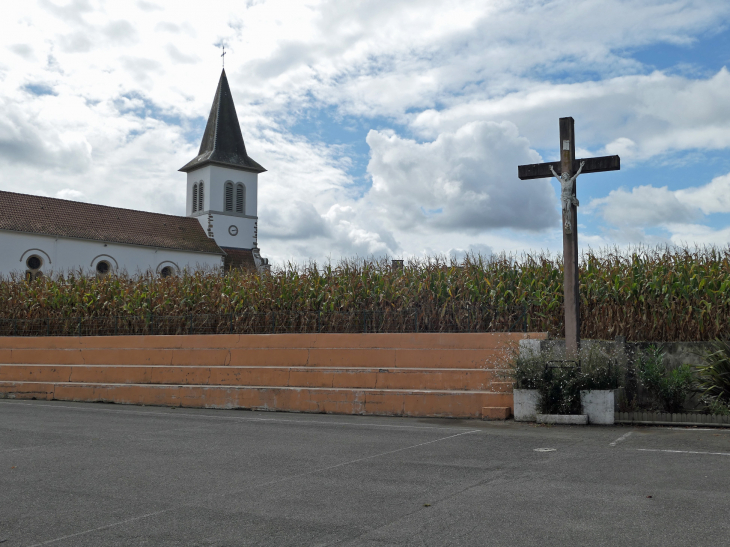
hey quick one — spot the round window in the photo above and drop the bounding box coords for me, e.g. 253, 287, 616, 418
26, 256, 42, 270
160, 266, 172, 278
96, 261, 110, 274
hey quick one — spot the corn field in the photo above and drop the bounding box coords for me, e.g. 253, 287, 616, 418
1, 246, 729, 341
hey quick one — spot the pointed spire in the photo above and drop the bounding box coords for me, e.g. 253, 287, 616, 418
180, 69, 266, 173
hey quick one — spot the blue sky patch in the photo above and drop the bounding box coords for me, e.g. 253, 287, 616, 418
22, 83, 57, 96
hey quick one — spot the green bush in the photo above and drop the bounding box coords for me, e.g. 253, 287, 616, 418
508, 345, 621, 415
702, 397, 730, 416
538, 366, 583, 415
579, 345, 622, 391
508, 349, 545, 390
636, 346, 693, 413
695, 340, 730, 412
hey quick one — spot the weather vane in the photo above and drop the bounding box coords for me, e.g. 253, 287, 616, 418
221, 46, 226, 68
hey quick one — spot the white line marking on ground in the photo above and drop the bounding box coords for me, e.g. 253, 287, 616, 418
0, 445, 49, 454
247, 429, 481, 490
26, 509, 170, 547
666, 428, 726, 432
23, 427, 479, 545
637, 449, 730, 456
610, 431, 633, 446
0, 400, 471, 432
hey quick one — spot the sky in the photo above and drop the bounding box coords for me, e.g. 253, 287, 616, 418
1, 0, 730, 265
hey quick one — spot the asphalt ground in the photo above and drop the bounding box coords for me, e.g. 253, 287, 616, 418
1, 400, 729, 547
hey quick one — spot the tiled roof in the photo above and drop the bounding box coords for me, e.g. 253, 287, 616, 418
0, 191, 224, 255
221, 247, 257, 271
180, 69, 266, 174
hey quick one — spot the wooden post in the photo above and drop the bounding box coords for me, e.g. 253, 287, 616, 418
560, 117, 580, 358
518, 118, 620, 358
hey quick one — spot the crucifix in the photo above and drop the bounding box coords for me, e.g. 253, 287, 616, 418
518, 117, 620, 357
221, 46, 227, 67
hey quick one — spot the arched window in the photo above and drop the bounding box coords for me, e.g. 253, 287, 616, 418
235, 184, 245, 213
225, 182, 233, 212
192, 184, 198, 213
26, 256, 42, 270
198, 182, 204, 212
158, 262, 178, 278
25, 255, 43, 282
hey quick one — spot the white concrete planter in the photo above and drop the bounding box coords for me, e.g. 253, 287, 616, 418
580, 390, 615, 425
513, 389, 539, 422
536, 414, 588, 425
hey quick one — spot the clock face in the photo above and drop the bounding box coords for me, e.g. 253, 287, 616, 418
228, 225, 239, 236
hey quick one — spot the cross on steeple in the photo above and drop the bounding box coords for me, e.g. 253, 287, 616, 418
221, 46, 226, 68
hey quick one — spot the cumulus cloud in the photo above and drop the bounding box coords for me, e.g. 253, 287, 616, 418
262, 200, 329, 240
166, 44, 199, 65
0, 97, 92, 171
584, 170, 730, 249
56, 188, 87, 201
588, 170, 730, 228
137, 1, 162, 12
8, 44, 34, 60
668, 224, 730, 247
1, 0, 730, 264
365, 121, 556, 232
411, 69, 730, 161
588, 184, 699, 227
448, 243, 494, 263
676, 172, 730, 214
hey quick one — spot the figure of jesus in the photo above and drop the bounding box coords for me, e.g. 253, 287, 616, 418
550, 160, 585, 234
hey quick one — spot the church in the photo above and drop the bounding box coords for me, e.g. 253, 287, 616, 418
0, 69, 269, 280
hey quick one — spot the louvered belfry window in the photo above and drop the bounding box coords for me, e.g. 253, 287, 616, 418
225, 182, 234, 212
198, 182, 204, 212
192, 184, 198, 212
235, 184, 245, 213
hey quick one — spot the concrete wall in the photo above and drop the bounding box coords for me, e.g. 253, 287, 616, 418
0, 332, 549, 417
0, 231, 224, 278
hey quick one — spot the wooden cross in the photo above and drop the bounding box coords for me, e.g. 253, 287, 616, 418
518, 117, 620, 357
221, 46, 227, 67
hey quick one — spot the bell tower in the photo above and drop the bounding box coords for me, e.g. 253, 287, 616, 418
180, 69, 269, 271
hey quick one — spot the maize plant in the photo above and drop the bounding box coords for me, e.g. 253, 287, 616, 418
0, 246, 728, 341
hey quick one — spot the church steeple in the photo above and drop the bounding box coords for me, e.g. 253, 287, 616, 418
179, 69, 265, 173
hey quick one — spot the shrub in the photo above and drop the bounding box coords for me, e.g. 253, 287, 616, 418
538, 365, 583, 415
636, 346, 693, 413
694, 339, 730, 413
507, 347, 545, 390
578, 345, 622, 391
508, 344, 620, 415
702, 397, 730, 416
695, 339, 730, 403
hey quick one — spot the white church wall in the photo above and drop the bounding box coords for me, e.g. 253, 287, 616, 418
0, 231, 224, 279
187, 166, 258, 217
211, 216, 257, 249
187, 165, 258, 249
187, 166, 211, 216
193, 214, 257, 249
209, 166, 258, 217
